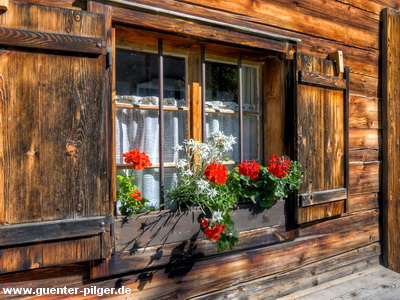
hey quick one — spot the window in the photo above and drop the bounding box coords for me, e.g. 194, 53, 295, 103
114, 29, 266, 210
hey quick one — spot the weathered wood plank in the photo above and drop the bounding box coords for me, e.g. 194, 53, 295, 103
193, 243, 380, 300
112, 7, 289, 54
49, 210, 379, 299
0, 263, 89, 292
348, 193, 379, 213
382, 7, 400, 273
114, 201, 287, 251
350, 74, 379, 98
349, 96, 380, 129
281, 265, 400, 300
349, 162, 380, 195
0, 49, 41, 224
296, 200, 345, 224
42, 236, 102, 267
264, 56, 286, 159
349, 149, 380, 162
126, 0, 379, 49
0, 27, 105, 54
336, 0, 399, 15
298, 70, 347, 90
0, 216, 111, 247
109, 210, 378, 276
0, 244, 42, 274
0, 1, 102, 38
15, 0, 86, 10
349, 128, 380, 150
296, 53, 345, 195
0, 0, 8, 11
299, 188, 347, 207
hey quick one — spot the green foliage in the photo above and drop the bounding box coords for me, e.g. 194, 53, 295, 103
117, 174, 155, 216
229, 158, 303, 208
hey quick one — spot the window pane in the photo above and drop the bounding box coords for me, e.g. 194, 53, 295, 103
206, 61, 238, 109
117, 167, 177, 211
116, 109, 187, 164
244, 114, 260, 161
243, 66, 258, 112
206, 113, 239, 162
116, 49, 186, 107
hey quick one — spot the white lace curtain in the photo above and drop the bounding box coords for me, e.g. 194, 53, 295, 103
115, 66, 260, 210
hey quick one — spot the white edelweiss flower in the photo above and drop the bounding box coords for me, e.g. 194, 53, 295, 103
176, 159, 188, 169
212, 210, 224, 223
173, 144, 184, 152
183, 170, 193, 176
196, 179, 210, 193
209, 188, 219, 198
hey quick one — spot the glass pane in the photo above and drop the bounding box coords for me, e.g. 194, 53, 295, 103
116, 49, 186, 107
206, 113, 239, 162
117, 167, 178, 211
243, 66, 258, 112
206, 61, 238, 110
116, 109, 187, 164
243, 114, 260, 161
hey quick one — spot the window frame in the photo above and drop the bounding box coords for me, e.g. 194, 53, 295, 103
112, 26, 282, 212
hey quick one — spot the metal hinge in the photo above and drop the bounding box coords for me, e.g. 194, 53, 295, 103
106, 45, 112, 68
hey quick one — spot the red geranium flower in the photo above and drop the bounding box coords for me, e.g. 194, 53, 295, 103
204, 223, 227, 241
268, 155, 291, 178
204, 163, 228, 185
122, 148, 152, 170
200, 218, 209, 228
130, 190, 143, 201
237, 159, 261, 180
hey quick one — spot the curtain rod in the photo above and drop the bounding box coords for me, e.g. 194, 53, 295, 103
108, 0, 301, 43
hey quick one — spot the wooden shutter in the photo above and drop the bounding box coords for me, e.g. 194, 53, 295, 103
294, 53, 349, 224
0, 1, 111, 273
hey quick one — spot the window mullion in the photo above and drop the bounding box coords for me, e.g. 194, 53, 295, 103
158, 39, 165, 204
238, 53, 244, 163
201, 46, 206, 142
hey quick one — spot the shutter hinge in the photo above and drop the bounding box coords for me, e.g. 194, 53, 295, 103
106, 45, 112, 68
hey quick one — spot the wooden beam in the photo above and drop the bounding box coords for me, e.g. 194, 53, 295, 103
0, 216, 113, 247
0, 27, 106, 54
298, 70, 347, 90
328, 50, 344, 74
0, 0, 8, 11
298, 188, 347, 207
382, 7, 400, 273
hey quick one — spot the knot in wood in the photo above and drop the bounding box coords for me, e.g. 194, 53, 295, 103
65, 141, 78, 156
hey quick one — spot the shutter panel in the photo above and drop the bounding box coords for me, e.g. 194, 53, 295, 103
0, 1, 111, 273
294, 53, 349, 224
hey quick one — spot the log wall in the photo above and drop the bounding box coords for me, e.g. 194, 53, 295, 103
0, 0, 389, 299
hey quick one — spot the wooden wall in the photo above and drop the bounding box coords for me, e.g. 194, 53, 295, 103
0, 0, 389, 299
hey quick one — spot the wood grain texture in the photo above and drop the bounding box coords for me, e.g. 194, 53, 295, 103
111, 7, 289, 54
348, 193, 379, 213
349, 96, 380, 129
0, 1, 102, 38
298, 70, 347, 90
0, 27, 105, 54
46, 210, 379, 299
296, 53, 345, 194
349, 149, 380, 162
349, 128, 380, 150
114, 201, 287, 251
382, 7, 400, 273
129, 0, 378, 50
98, 210, 378, 277
299, 188, 347, 207
349, 162, 380, 195
193, 244, 380, 299
0, 216, 111, 247
263, 56, 286, 159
